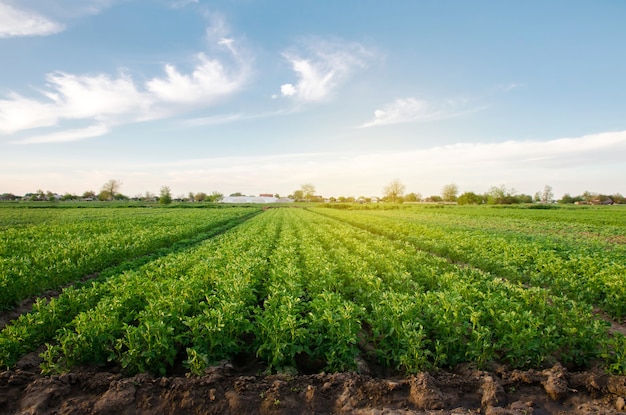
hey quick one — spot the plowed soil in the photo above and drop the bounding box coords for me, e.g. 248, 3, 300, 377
2, 352, 626, 415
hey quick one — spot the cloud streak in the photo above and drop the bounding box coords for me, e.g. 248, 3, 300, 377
360, 97, 480, 127
14, 124, 110, 144
0, 3, 64, 38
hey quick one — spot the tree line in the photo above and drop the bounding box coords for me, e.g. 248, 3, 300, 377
2, 179, 624, 206
379, 180, 624, 205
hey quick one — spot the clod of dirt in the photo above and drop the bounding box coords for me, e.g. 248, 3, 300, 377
608, 376, 626, 396
408, 372, 444, 410
484, 401, 534, 415
92, 379, 137, 415
17, 377, 72, 415
480, 375, 506, 408
541, 364, 569, 401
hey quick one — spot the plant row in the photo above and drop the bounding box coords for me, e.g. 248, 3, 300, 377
312, 207, 626, 320
0, 207, 258, 310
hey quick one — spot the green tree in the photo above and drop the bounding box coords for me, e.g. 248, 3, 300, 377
159, 186, 172, 205
404, 192, 422, 202
194, 192, 207, 202
457, 191, 483, 205
207, 191, 223, 202
82, 190, 96, 200
487, 185, 516, 205
292, 190, 304, 201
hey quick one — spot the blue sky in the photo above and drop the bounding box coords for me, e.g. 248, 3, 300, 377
1, 0, 625, 199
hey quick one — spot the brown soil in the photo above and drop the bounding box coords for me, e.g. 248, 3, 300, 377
2, 353, 626, 415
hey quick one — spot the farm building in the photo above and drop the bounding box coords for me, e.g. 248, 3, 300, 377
220, 196, 294, 204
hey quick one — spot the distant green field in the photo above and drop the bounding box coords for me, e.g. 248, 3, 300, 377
1, 205, 624, 376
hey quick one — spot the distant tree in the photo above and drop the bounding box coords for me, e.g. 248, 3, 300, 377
159, 186, 172, 205
230, 192, 243, 197
487, 185, 516, 205
60, 193, 77, 201
97, 190, 109, 201
611, 193, 625, 204
581, 191, 595, 203
457, 191, 483, 205
144, 191, 155, 201
441, 183, 459, 202
383, 179, 405, 203
425, 195, 443, 202
293, 190, 304, 201
404, 192, 422, 202
301, 183, 316, 202
101, 179, 123, 201
188, 192, 195, 202
540, 185, 554, 203
82, 190, 96, 199
195, 192, 207, 202
207, 191, 223, 202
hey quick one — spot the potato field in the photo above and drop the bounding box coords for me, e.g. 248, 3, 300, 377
1, 204, 625, 414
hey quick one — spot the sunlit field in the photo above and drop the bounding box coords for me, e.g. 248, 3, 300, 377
1, 203, 624, 377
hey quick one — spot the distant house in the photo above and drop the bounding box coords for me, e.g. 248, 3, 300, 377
0, 193, 18, 201
259, 193, 274, 197
221, 196, 294, 204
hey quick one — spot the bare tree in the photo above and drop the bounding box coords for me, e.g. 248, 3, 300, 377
383, 179, 406, 203
301, 183, 316, 202
541, 185, 554, 203
101, 179, 123, 201
441, 183, 459, 202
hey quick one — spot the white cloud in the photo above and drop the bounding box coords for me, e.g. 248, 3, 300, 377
0, 19, 249, 140
0, 3, 64, 38
0, 71, 150, 135
13, 124, 109, 144
280, 84, 296, 96
146, 53, 244, 104
278, 38, 372, 102
361, 97, 480, 128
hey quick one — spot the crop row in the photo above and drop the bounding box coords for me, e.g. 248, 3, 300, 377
2, 207, 624, 376
312, 207, 626, 320
0, 207, 258, 310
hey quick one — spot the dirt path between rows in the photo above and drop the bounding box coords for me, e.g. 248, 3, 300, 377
2, 353, 625, 415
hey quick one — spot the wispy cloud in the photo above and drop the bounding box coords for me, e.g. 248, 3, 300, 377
360, 97, 481, 128
1, 16, 250, 143
0, 3, 64, 38
278, 37, 372, 102
170, 0, 199, 9
13, 124, 109, 144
